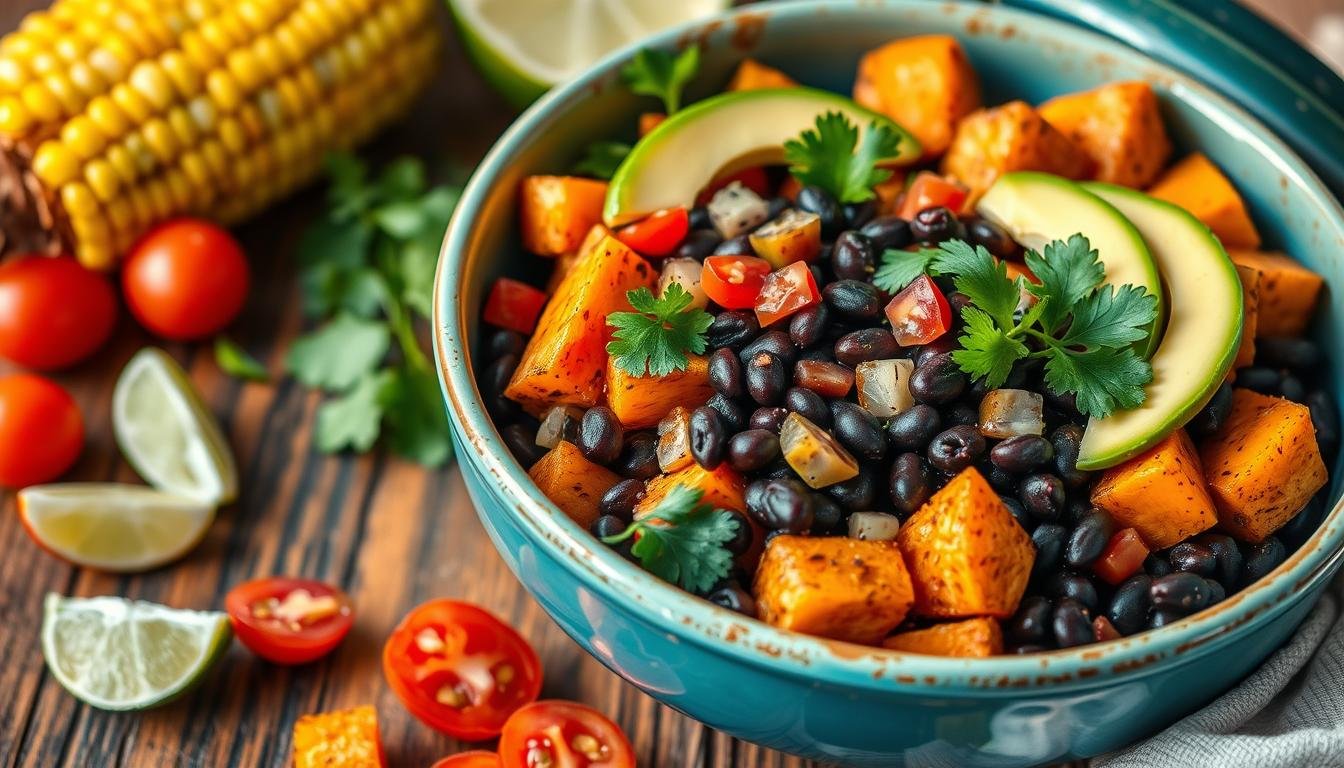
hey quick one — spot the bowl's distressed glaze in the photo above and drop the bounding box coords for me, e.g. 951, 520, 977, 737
433, 2, 1344, 765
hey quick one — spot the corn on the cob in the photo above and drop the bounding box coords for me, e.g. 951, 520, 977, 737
0, 0, 440, 269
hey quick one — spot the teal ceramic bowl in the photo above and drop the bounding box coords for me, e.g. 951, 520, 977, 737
434, 2, 1344, 764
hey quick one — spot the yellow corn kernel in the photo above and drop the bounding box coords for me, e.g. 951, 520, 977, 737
163, 166, 194, 211
272, 24, 309, 69
104, 197, 134, 232
237, 103, 264, 141
0, 57, 28, 90
216, 115, 246, 154
87, 41, 134, 84
104, 143, 139, 185
76, 240, 116, 271
144, 176, 173, 219
53, 36, 89, 63
294, 68, 322, 104
185, 96, 216, 133
250, 35, 285, 82
274, 76, 305, 116
158, 51, 201, 99
59, 115, 107, 158
0, 96, 32, 134
225, 47, 264, 93
65, 61, 106, 99
84, 95, 128, 136
126, 186, 154, 229
178, 149, 211, 190
69, 210, 111, 246
140, 117, 179, 164
177, 31, 220, 71
255, 88, 283, 128
205, 68, 242, 112
109, 83, 153, 123
32, 140, 81, 187
128, 60, 174, 111
20, 80, 63, 122
123, 132, 157, 175
84, 158, 122, 202
165, 107, 198, 147
59, 181, 100, 218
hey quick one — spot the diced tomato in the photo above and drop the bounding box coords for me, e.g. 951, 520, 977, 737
498, 701, 635, 768
483, 278, 548, 335
698, 166, 772, 205
755, 262, 819, 327
615, 207, 689, 258
431, 752, 502, 768
1093, 528, 1150, 586
1092, 616, 1122, 642
701, 255, 771, 309
884, 274, 952, 346
896, 172, 968, 219
225, 578, 355, 665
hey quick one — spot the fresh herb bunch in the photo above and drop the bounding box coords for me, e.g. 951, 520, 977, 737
214, 337, 268, 382
878, 235, 1159, 418
606, 284, 713, 377
620, 45, 700, 115
601, 484, 740, 594
285, 153, 459, 466
783, 112, 904, 204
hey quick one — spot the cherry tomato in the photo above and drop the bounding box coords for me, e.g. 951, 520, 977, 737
754, 261, 819, 327
896, 172, 968, 220
701, 255, 771, 309
225, 577, 354, 664
122, 218, 250, 340
884, 274, 952, 346
432, 752, 503, 768
0, 256, 116, 371
697, 166, 772, 205
483, 278, 548, 335
383, 599, 542, 741
0, 374, 82, 488
1093, 528, 1150, 586
615, 207, 688, 258
498, 701, 635, 768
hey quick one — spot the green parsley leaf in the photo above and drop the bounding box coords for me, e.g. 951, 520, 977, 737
606, 284, 713, 377
1059, 283, 1159, 350
572, 141, 632, 180
601, 485, 739, 594
1024, 234, 1105, 332
621, 45, 700, 114
1042, 345, 1152, 418
315, 370, 389, 453
286, 314, 390, 393
952, 307, 1029, 388
931, 240, 1020, 328
381, 366, 454, 467
873, 248, 937, 293
214, 337, 268, 382
783, 113, 903, 204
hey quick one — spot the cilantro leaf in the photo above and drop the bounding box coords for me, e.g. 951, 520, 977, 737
572, 141, 631, 180
380, 366, 454, 467
931, 240, 1020, 328
286, 314, 390, 393
606, 284, 713, 377
315, 371, 389, 453
1059, 283, 1159, 350
621, 46, 699, 114
783, 113, 902, 204
1042, 345, 1153, 418
952, 307, 1029, 388
1024, 234, 1105, 332
873, 248, 937, 293
214, 337, 268, 382
602, 485, 739, 594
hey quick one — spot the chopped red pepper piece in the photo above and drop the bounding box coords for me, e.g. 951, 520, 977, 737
885, 274, 952, 346
896, 171, 968, 219
483, 278, 547, 335
1093, 527, 1151, 586
755, 262, 819, 327
615, 207, 689, 258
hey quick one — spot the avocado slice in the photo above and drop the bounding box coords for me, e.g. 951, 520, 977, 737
1075, 182, 1243, 470
976, 172, 1166, 358
603, 88, 920, 227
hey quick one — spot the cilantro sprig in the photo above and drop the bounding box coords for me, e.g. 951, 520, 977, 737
601, 485, 740, 594
882, 236, 1159, 419
621, 45, 700, 115
571, 140, 631, 180
783, 112, 904, 204
606, 284, 713, 377
282, 153, 460, 467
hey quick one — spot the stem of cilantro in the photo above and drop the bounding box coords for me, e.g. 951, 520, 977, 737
600, 522, 641, 545
386, 296, 429, 372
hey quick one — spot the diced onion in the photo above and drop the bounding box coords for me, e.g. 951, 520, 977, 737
979, 389, 1045, 438
656, 406, 695, 472
707, 181, 769, 239
536, 406, 584, 448
780, 412, 860, 489
659, 257, 708, 309
847, 511, 902, 541
855, 359, 915, 418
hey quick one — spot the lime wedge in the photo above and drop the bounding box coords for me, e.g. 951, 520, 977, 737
113, 348, 237, 506
446, 0, 730, 106
42, 593, 231, 711
19, 484, 215, 573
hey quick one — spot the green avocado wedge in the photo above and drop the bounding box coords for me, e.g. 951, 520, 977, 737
1075, 183, 1244, 470
603, 88, 920, 227
976, 172, 1166, 359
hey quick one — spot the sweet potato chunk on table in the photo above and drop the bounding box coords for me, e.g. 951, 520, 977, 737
1227, 249, 1324, 337
1038, 81, 1172, 188
1090, 431, 1218, 550
1147, 153, 1261, 249
940, 101, 1095, 199
529, 441, 621, 529
853, 35, 980, 158
882, 617, 1004, 657
1200, 389, 1328, 543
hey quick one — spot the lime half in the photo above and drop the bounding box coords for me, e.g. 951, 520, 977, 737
113, 348, 237, 506
42, 593, 231, 711
446, 0, 730, 106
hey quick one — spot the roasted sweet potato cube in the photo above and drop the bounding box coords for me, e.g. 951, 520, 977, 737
605, 354, 714, 429
1148, 153, 1261, 249
635, 463, 747, 517
895, 467, 1034, 619
505, 234, 655, 413
520, 175, 609, 256
528, 441, 621, 528
940, 101, 1095, 199
293, 705, 385, 768
1090, 431, 1218, 550
1227, 250, 1324, 337
639, 112, 665, 137
546, 224, 610, 294
754, 535, 915, 645
1200, 389, 1328, 542
1234, 264, 1260, 370
853, 35, 980, 158
1038, 81, 1172, 188
881, 617, 1004, 657
728, 58, 797, 91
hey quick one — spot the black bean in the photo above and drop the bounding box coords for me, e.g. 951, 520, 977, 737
889, 453, 933, 515
766, 195, 790, 220
713, 234, 754, 256
761, 460, 797, 480
1186, 381, 1234, 437
689, 407, 726, 469
797, 185, 844, 238
859, 216, 912, 252
965, 216, 1018, 259
1042, 386, 1080, 420
823, 279, 883, 319
675, 229, 723, 260
811, 494, 846, 534
1011, 644, 1049, 654
599, 479, 645, 521
750, 406, 789, 433
1307, 390, 1340, 452
834, 328, 900, 367
708, 348, 743, 398
927, 425, 985, 474
1006, 595, 1053, 645
797, 347, 836, 364
616, 431, 660, 479
1256, 336, 1321, 370
841, 199, 877, 229
887, 404, 942, 452
1066, 510, 1114, 567
1053, 598, 1094, 648
1050, 425, 1092, 490
947, 291, 974, 318
1031, 524, 1067, 580
1239, 537, 1286, 588
909, 354, 967, 405
991, 435, 1055, 473
830, 230, 876, 281
1206, 578, 1227, 605
577, 406, 624, 464
1144, 553, 1173, 578
500, 423, 544, 466
486, 329, 525, 360
1108, 575, 1152, 635
914, 337, 956, 367
727, 429, 780, 473
482, 352, 521, 417
909, 206, 964, 243
1062, 499, 1093, 527
708, 585, 757, 615
1048, 572, 1099, 612
706, 311, 760, 351
1019, 473, 1066, 523
788, 303, 830, 348
1236, 366, 1281, 395
740, 330, 797, 366
745, 351, 787, 406
826, 469, 877, 511
986, 463, 1018, 494
1280, 373, 1306, 403
1193, 533, 1242, 587
783, 386, 830, 427
1149, 609, 1183, 628
746, 478, 815, 533
1279, 494, 1327, 547
1150, 572, 1211, 613
943, 402, 979, 427
705, 393, 746, 434
591, 514, 628, 539
689, 206, 711, 230
1168, 542, 1216, 577
723, 509, 755, 556
1001, 495, 1033, 531
830, 401, 886, 461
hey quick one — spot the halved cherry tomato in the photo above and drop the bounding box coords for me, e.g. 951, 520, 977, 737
432, 751, 502, 768
383, 599, 542, 741
225, 577, 354, 665
615, 207, 688, 258
896, 172, 968, 220
884, 274, 952, 346
754, 261, 819, 327
498, 701, 635, 768
483, 278, 548, 335
1093, 528, 1150, 586
123, 218, 250, 340
0, 374, 82, 488
697, 166, 772, 205
701, 255, 771, 309
0, 255, 117, 371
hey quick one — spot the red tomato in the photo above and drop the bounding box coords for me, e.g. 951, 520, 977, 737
697, 166, 772, 205
884, 275, 952, 346
383, 599, 542, 741
614, 207, 688, 258
122, 218, 250, 340
700, 255, 771, 309
0, 256, 116, 371
483, 278, 548, 335
1093, 528, 1151, 586
896, 172, 968, 219
498, 701, 635, 768
432, 752, 502, 768
0, 374, 82, 488
754, 262, 819, 327
225, 577, 354, 664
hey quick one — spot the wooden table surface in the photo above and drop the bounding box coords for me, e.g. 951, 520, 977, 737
0, 2, 1328, 768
